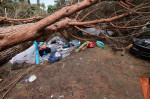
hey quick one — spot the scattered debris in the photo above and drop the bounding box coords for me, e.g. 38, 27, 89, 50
0, 79, 2, 82
8, 36, 108, 68
50, 95, 54, 98
69, 40, 81, 47
1, 66, 36, 99
96, 41, 104, 47
75, 41, 90, 52
80, 58, 82, 60
25, 75, 37, 82
88, 42, 95, 48
9, 36, 79, 65
59, 95, 64, 98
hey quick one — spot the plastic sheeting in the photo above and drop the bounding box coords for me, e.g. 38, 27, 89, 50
81, 28, 113, 36
10, 45, 36, 64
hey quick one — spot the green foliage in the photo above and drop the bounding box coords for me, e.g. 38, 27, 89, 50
47, 5, 57, 14
47, 0, 61, 14
31, 4, 41, 11
3, 3, 14, 9
55, 0, 61, 7
40, 3, 46, 10
0, 0, 47, 19
47, 0, 84, 14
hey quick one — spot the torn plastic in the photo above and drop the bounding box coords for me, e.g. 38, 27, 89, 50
80, 28, 114, 36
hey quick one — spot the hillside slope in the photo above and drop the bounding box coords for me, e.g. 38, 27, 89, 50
0, 47, 150, 99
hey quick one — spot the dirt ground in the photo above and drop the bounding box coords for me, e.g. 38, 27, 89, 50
0, 47, 150, 99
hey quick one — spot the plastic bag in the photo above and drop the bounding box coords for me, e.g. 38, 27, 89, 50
88, 42, 95, 48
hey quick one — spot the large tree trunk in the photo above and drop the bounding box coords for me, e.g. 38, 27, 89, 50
0, 0, 99, 51
0, 0, 100, 65
0, 18, 71, 65
0, 34, 50, 65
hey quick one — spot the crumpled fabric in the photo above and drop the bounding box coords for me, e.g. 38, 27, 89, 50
47, 36, 67, 50
61, 47, 74, 58
10, 45, 36, 64
10, 36, 77, 65
47, 36, 77, 58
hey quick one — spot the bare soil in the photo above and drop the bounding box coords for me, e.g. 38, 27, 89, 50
0, 47, 150, 99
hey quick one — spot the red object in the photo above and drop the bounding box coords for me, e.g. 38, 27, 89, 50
88, 42, 95, 48
140, 77, 150, 99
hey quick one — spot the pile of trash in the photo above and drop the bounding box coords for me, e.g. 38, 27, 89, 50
9, 36, 104, 65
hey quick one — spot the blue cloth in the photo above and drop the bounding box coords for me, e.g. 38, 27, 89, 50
48, 51, 62, 63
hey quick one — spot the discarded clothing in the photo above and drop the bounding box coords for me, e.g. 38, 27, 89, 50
61, 47, 74, 58
47, 37, 79, 58
39, 47, 51, 56
10, 37, 79, 65
69, 40, 80, 47
47, 36, 67, 50
48, 51, 62, 63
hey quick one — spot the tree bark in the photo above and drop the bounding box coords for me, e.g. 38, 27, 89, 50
27, 0, 31, 5
0, 0, 99, 51
0, 18, 71, 65
37, 0, 40, 7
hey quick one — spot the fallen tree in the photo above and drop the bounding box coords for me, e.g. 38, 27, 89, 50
0, 0, 100, 51
0, 0, 150, 65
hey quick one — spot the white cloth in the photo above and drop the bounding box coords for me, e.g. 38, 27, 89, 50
10, 45, 36, 64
